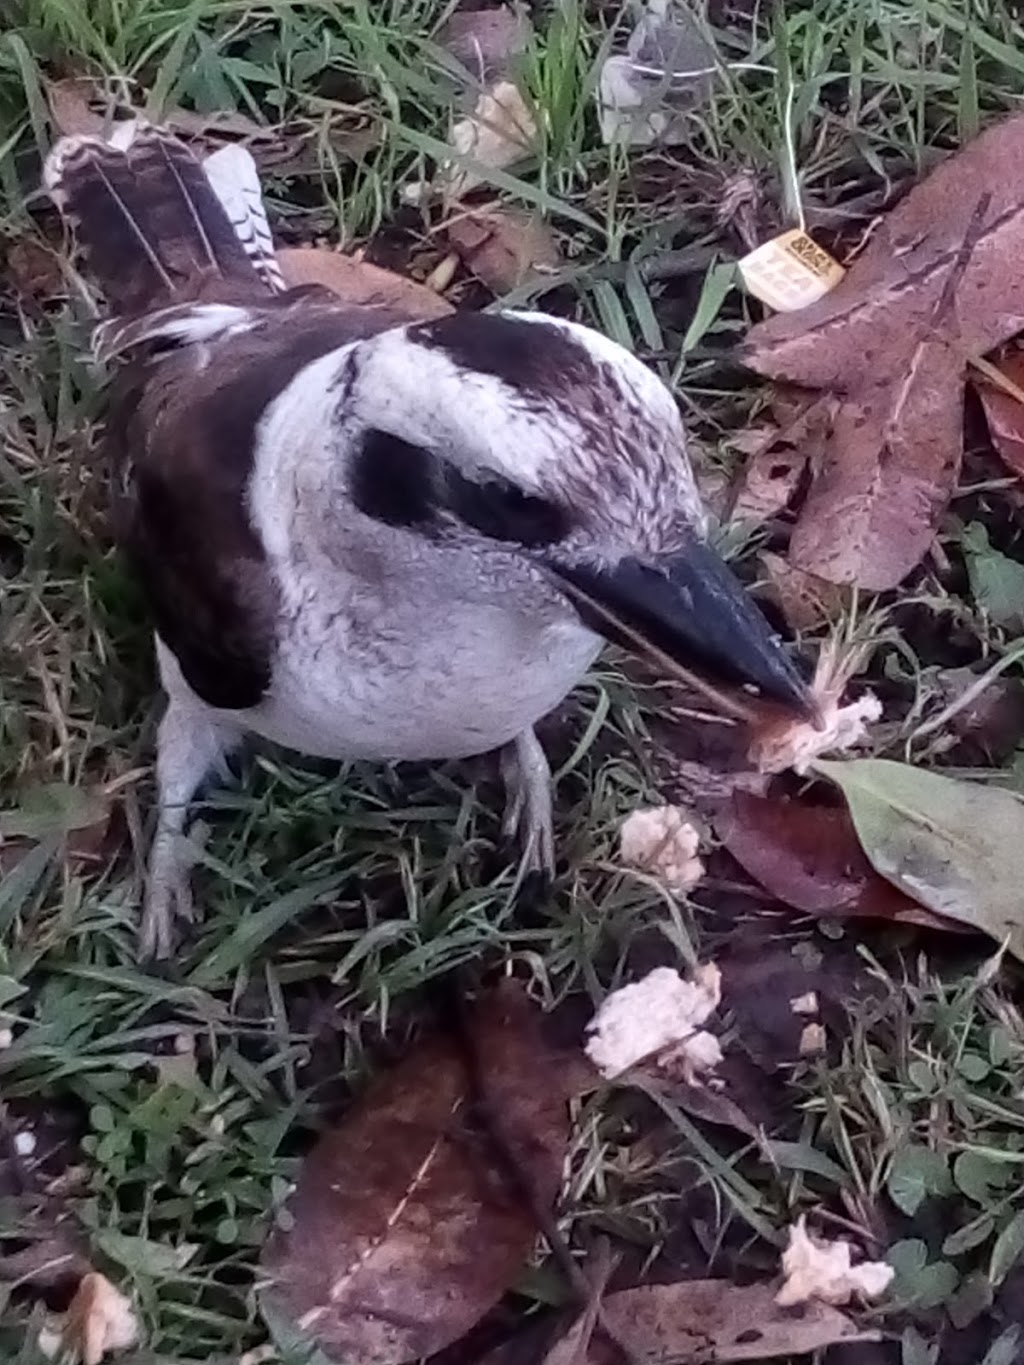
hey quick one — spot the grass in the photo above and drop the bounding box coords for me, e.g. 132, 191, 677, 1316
4, 0, 1024, 1361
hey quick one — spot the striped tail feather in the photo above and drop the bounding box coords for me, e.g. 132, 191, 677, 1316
201, 143, 284, 293
43, 120, 272, 316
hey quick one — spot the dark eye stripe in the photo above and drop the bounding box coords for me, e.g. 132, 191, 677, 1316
349, 428, 436, 528
349, 428, 572, 547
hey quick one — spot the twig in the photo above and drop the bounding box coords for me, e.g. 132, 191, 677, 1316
568, 1237, 618, 1365
910, 636, 1024, 742
969, 352, 1024, 404
929, 191, 992, 330
554, 578, 763, 725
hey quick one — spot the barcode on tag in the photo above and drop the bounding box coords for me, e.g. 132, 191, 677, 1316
738, 230, 845, 312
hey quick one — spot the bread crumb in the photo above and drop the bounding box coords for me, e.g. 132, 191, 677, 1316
751, 692, 881, 774
445, 81, 536, 198
790, 992, 819, 1016
619, 806, 704, 893
749, 639, 881, 775
239, 1349, 276, 1365
776, 1216, 894, 1307
14, 1129, 36, 1157
586, 964, 722, 1083
60, 1271, 140, 1364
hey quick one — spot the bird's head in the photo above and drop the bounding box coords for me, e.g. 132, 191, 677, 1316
335, 310, 812, 718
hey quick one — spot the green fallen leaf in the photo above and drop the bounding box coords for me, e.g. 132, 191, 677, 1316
982, 1326, 1023, 1365
813, 759, 1024, 961
887, 1144, 951, 1216
960, 522, 1024, 630
944, 1213, 995, 1257
93, 1229, 197, 1278
0, 782, 109, 840
990, 1208, 1024, 1286
953, 1151, 1008, 1206
888, 1239, 959, 1308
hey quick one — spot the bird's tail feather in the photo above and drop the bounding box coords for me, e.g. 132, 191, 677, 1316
43, 121, 274, 315
201, 143, 285, 293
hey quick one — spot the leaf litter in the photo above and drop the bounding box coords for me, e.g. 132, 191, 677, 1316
741, 111, 1024, 590
259, 980, 573, 1364
812, 759, 1024, 961
596, 0, 720, 148
17, 14, 1024, 1365
717, 791, 955, 933
539, 1279, 880, 1364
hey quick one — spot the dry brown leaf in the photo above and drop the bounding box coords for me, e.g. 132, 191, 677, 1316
437, 5, 533, 83
788, 343, 964, 588
46, 77, 107, 137
275, 247, 454, 319
744, 115, 1024, 385
717, 790, 963, 933
59, 1271, 140, 1365
44, 77, 304, 171
46, 76, 275, 144
5, 237, 65, 302
742, 113, 1024, 588
728, 444, 806, 527
446, 207, 561, 295
541, 1279, 879, 1363
759, 552, 852, 632
260, 980, 571, 1364
974, 344, 1024, 479
727, 394, 831, 529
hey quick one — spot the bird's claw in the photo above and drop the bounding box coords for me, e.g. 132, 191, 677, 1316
139, 832, 195, 960
500, 731, 555, 880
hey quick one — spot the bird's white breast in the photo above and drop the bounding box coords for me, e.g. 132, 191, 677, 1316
246, 577, 601, 762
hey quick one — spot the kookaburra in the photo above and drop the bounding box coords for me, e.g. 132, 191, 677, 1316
43, 124, 811, 957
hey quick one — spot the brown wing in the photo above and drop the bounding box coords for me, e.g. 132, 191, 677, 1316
106, 300, 418, 710
44, 123, 425, 709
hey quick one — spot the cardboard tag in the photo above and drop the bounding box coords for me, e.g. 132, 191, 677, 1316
739, 229, 845, 312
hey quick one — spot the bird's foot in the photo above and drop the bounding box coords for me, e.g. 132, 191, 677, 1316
139, 666, 242, 961
139, 829, 196, 960
500, 729, 555, 879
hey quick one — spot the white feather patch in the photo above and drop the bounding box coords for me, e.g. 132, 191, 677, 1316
202, 144, 284, 292
93, 303, 255, 362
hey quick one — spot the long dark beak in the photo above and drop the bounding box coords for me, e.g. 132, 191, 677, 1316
550, 540, 814, 718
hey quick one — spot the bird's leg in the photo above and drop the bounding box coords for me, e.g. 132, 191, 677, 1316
141, 696, 241, 959
500, 728, 555, 877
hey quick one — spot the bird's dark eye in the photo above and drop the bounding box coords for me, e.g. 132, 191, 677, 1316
350, 428, 437, 528
445, 467, 571, 547
350, 427, 571, 547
